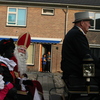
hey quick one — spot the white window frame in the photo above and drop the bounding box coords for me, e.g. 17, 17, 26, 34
89, 44, 100, 48
7, 7, 27, 26
42, 8, 54, 15
89, 12, 100, 31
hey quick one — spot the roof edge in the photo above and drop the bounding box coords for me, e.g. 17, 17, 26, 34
0, 0, 100, 9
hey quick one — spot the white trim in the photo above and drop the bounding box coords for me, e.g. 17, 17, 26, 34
42, 8, 54, 15
0, 35, 62, 40
0, 35, 18, 39
31, 37, 62, 41
89, 44, 100, 48
0, 35, 62, 43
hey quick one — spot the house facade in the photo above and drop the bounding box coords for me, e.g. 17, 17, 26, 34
0, 0, 100, 72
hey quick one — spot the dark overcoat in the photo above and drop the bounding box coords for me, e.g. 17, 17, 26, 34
61, 26, 93, 79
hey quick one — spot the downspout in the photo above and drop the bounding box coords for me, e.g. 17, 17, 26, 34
62, 6, 69, 36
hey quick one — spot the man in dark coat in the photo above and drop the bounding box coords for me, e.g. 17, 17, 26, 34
61, 12, 100, 85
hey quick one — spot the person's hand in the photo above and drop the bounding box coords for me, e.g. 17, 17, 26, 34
14, 71, 19, 78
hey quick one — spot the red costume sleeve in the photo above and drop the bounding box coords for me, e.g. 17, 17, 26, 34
0, 83, 13, 100
10, 55, 18, 72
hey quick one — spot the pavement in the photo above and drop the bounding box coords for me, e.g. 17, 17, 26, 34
26, 71, 100, 100
26, 71, 67, 100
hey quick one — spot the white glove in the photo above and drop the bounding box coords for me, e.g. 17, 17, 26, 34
0, 75, 5, 90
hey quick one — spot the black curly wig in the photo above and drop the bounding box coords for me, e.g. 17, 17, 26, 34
0, 38, 15, 55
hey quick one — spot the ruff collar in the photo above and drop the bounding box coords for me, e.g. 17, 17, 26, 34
0, 56, 16, 71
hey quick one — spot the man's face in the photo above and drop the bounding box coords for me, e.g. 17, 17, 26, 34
18, 47, 26, 54
17, 47, 27, 61
81, 21, 91, 34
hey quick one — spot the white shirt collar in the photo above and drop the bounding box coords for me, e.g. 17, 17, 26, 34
76, 26, 85, 35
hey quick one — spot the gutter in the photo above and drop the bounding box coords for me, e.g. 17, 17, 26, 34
62, 6, 69, 36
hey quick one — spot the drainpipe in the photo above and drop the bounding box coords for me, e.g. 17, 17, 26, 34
62, 6, 69, 36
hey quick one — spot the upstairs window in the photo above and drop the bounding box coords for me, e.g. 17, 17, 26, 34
42, 8, 54, 15
7, 7, 27, 26
89, 12, 100, 30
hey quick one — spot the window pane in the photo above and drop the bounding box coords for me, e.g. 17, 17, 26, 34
42, 8, 54, 15
90, 48, 100, 59
95, 13, 100, 29
17, 9, 26, 25
9, 8, 16, 12
26, 44, 34, 65
89, 12, 95, 29
8, 14, 16, 24
44, 9, 53, 13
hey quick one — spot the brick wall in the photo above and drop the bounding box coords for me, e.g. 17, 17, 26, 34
0, 6, 65, 39
0, 5, 99, 72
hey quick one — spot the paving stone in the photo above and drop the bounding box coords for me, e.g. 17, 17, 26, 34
26, 71, 67, 100
53, 72, 65, 94
26, 72, 38, 80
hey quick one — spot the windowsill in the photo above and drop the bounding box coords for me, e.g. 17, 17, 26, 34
27, 64, 34, 66
41, 14, 54, 16
89, 29, 100, 32
6, 25, 26, 28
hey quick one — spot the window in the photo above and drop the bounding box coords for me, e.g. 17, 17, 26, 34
90, 44, 100, 60
26, 43, 34, 65
89, 12, 100, 30
90, 48, 100, 59
42, 8, 54, 15
7, 7, 27, 26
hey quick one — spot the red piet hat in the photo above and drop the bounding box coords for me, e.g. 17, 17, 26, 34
17, 33, 31, 49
